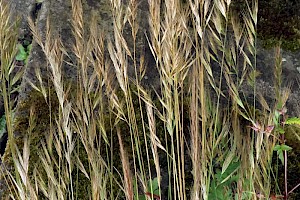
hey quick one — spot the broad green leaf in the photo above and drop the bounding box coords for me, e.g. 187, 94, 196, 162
16, 44, 27, 61
273, 144, 281, 151
16, 52, 27, 61
274, 144, 291, 165
220, 161, 240, 184
18, 44, 26, 54
147, 177, 160, 196
277, 149, 284, 165
285, 117, 300, 125
280, 144, 292, 151
138, 195, 146, 200
274, 144, 284, 164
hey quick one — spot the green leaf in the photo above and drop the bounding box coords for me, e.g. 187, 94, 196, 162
277, 149, 284, 165
16, 44, 27, 61
273, 113, 279, 126
18, 44, 26, 54
16, 52, 27, 61
138, 195, 146, 200
27, 44, 32, 52
220, 161, 240, 184
273, 144, 281, 151
147, 177, 160, 196
274, 145, 284, 164
285, 117, 300, 125
274, 144, 292, 165
280, 144, 292, 151
275, 127, 285, 134
276, 102, 283, 110
274, 144, 292, 151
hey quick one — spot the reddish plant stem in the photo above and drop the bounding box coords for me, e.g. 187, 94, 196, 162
280, 114, 288, 200
278, 112, 300, 198
284, 149, 288, 200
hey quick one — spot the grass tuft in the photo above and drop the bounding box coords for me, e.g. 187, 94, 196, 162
0, 0, 299, 199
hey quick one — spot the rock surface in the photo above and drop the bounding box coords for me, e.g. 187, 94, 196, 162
1, 0, 300, 199
8, 0, 300, 111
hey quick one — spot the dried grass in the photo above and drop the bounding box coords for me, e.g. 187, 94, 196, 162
0, 0, 291, 199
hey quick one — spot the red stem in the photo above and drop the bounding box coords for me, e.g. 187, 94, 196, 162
281, 114, 288, 200
284, 150, 288, 200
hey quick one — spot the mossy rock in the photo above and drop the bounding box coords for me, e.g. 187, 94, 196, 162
231, 0, 300, 51
284, 126, 300, 199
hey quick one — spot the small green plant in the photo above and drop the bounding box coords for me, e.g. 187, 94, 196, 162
250, 103, 300, 199
134, 177, 161, 200
208, 161, 240, 200
273, 144, 292, 165
274, 107, 300, 199
3, 0, 300, 199
16, 43, 32, 64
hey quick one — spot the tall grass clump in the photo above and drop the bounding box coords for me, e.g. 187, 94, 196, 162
0, 1, 38, 199
1, 0, 299, 199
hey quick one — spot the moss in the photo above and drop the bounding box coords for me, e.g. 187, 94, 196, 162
281, 126, 300, 199
257, 0, 300, 51
231, 0, 300, 51
0, 87, 59, 198
73, 140, 92, 199
3, 89, 52, 159
97, 85, 194, 198
269, 125, 300, 199
0, 81, 191, 199
0, 84, 94, 198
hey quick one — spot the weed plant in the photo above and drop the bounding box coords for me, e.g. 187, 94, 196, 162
0, 0, 300, 200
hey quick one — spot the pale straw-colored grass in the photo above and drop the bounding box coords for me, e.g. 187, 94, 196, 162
1, 0, 291, 199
